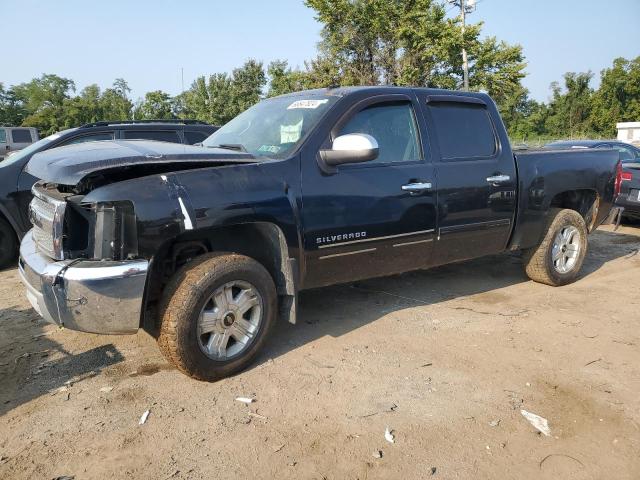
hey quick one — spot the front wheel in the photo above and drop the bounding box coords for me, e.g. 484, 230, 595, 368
524, 208, 588, 286
157, 252, 277, 381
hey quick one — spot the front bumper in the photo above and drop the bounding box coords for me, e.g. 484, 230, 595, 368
18, 229, 149, 334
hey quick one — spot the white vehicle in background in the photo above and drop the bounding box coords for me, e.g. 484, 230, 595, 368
0, 127, 39, 159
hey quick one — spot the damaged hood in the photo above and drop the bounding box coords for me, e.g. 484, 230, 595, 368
26, 140, 256, 186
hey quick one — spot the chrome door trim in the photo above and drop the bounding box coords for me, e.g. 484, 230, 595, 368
319, 248, 377, 260
393, 238, 434, 248
318, 229, 435, 249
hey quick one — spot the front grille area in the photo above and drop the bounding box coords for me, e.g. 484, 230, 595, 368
29, 185, 67, 260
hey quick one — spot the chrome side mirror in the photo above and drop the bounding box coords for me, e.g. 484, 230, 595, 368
320, 133, 379, 167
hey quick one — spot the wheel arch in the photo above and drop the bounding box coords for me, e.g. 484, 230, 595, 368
548, 189, 600, 231
142, 221, 299, 330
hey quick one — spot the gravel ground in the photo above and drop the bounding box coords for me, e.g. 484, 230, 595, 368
0, 225, 639, 480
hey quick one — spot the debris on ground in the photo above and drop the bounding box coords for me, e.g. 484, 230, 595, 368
99, 386, 114, 393
489, 419, 501, 427
139, 410, 150, 425
13, 349, 49, 364
248, 411, 267, 420
430, 466, 437, 475
372, 450, 383, 458
52, 476, 75, 480
539, 453, 584, 469
385, 426, 395, 443
520, 409, 551, 436
273, 444, 285, 453
235, 397, 254, 404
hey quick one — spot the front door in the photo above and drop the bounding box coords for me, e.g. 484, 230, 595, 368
301, 95, 437, 289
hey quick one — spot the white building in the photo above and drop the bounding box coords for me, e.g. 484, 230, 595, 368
617, 122, 640, 144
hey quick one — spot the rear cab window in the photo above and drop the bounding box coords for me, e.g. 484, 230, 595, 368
427, 101, 498, 160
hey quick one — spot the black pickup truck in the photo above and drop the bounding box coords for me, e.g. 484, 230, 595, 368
19, 87, 623, 381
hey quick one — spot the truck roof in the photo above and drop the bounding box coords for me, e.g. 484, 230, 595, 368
274, 85, 491, 101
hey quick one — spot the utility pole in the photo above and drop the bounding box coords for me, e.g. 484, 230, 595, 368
460, 0, 469, 91
450, 0, 475, 91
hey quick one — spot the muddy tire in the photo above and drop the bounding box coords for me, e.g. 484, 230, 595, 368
157, 252, 277, 381
524, 208, 588, 286
0, 218, 17, 269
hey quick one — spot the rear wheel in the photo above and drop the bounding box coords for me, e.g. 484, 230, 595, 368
157, 252, 277, 381
0, 218, 17, 269
524, 208, 588, 286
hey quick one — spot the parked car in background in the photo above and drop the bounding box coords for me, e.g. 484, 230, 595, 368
0, 120, 218, 267
0, 127, 39, 159
544, 140, 640, 221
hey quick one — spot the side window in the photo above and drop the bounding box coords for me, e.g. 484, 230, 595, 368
612, 145, 635, 162
123, 130, 180, 143
60, 132, 115, 146
428, 103, 497, 160
183, 131, 209, 145
0, 129, 6, 143
11, 129, 33, 143
338, 102, 422, 164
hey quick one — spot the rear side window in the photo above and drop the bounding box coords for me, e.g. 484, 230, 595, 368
60, 132, 115, 146
123, 130, 181, 143
11, 129, 33, 143
429, 103, 497, 160
183, 131, 209, 145
0, 129, 6, 143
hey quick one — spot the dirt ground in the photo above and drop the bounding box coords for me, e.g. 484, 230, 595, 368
0, 225, 639, 480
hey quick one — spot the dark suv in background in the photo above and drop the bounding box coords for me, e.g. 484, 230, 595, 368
0, 120, 218, 267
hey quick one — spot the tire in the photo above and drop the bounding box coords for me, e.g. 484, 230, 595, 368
524, 208, 588, 286
157, 252, 277, 381
0, 218, 18, 269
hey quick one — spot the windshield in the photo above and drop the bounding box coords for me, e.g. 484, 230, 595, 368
0, 133, 61, 167
202, 95, 339, 158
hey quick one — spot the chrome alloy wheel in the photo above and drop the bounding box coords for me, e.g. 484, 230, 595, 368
551, 225, 581, 274
197, 281, 263, 360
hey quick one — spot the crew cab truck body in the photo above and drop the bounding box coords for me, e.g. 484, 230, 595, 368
19, 87, 623, 381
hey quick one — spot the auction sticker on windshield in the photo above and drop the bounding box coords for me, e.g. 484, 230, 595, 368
287, 99, 329, 110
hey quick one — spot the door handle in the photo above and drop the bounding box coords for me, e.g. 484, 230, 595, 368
486, 175, 511, 185
401, 182, 432, 195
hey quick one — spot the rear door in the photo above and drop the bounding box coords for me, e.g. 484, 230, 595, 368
301, 93, 437, 288
418, 94, 517, 264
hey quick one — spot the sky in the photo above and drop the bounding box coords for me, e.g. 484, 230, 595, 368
2, 0, 639, 103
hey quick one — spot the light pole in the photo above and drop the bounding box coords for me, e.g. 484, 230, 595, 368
450, 0, 475, 91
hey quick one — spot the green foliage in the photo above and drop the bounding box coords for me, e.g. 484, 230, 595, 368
589, 57, 640, 137
134, 90, 175, 120
178, 60, 267, 125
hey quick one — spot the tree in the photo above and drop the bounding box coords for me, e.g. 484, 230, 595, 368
134, 90, 175, 119
0, 83, 26, 126
544, 72, 594, 138
303, 0, 527, 116
179, 59, 267, 125
590, 56, 640, 137
100, 78, 133, 121
11, 74, 76, 135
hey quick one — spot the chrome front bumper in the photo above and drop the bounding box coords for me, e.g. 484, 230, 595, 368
18, 229, 149, 335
